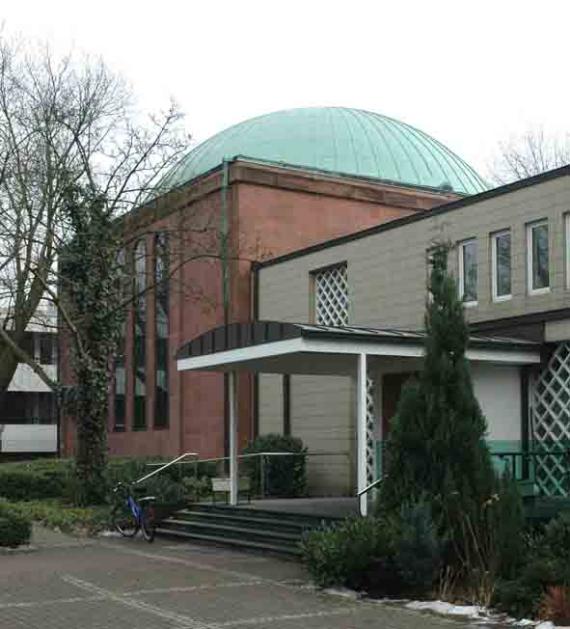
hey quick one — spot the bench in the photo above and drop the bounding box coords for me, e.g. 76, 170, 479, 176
211, 477, 251, 504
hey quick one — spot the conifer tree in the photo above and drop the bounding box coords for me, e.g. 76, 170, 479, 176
379, 244, 496, 567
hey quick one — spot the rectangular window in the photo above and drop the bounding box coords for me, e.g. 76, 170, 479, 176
114, 249, 126, 432
39, 333, 56, 365
527, 220, 550, 294
491, 230, 512, 301
312, 262, 349, 326
133, 239, 147, 430
154, 233, 169, 429
458, 239, 478, 304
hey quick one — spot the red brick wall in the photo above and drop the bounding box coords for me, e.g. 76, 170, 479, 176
63, 164, 454, 461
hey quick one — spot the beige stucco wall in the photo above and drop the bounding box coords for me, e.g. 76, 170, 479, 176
257, 173, 570, 494
258, 174, 570, 329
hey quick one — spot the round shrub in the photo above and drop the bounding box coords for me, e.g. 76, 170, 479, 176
243, 434, 306, 497
0, 500, 32, 547
300, 516, 395, 589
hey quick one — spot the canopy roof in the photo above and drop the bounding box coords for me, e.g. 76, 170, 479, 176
177, 321, 540, 376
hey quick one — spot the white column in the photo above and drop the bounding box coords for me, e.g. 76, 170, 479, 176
357, 353, 368, 517
229, 371, 238, 506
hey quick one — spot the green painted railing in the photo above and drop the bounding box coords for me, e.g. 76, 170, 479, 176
374, 440, 570, 498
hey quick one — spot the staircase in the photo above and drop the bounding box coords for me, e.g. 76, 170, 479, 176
156, 504, 339, 556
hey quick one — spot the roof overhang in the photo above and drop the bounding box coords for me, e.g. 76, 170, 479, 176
177, 322, 541, 376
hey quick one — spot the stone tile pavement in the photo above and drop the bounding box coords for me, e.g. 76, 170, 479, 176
0, 526, 477, 629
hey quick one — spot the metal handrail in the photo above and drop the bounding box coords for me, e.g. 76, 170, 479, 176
135, 452, 198, 485
143, 450, 349, 499
144, 450, 348, 466
357, 476, 384, 497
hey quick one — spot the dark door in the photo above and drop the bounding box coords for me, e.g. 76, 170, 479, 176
381, 373, 415, 438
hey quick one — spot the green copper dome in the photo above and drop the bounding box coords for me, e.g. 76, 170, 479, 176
162, 107, 487, 195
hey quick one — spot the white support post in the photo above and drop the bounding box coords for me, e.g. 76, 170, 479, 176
229, 371, 239, 506
357, 353, 368, 516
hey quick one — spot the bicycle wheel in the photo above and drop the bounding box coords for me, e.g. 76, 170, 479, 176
141, 503, 156, 543
111, 501, 139, 538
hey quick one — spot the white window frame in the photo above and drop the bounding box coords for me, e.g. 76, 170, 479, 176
564, 212, 570, 289
527, 220, 550, 296
458, 239, 478, 307
491, 229, 512, 302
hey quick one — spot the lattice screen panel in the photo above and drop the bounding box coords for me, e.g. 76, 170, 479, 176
531, 342, 570, 496
314, 264, 349, 326
366, 374, 376, 485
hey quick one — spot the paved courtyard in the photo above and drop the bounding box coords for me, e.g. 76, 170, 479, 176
0, 526, 476, 629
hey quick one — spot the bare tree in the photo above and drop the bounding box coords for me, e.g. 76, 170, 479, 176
489, 127, 570, 185
0, 35, 192, 500
0, 37, 188, 394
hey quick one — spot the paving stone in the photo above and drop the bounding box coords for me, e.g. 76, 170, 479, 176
0, 526, 480, 629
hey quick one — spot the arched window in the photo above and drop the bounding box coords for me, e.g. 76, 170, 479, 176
133, 239, 147, 430
154, 233, 169, 428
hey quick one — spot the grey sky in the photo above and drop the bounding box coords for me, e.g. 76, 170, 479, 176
3, 0, 569, 178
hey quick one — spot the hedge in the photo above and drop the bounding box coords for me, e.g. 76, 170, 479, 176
0, 500, 32, 547
0, 459, 71, 501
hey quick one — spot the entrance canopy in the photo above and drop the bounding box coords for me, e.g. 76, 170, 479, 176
177, 321, 539, 516
177, 321, 540, 375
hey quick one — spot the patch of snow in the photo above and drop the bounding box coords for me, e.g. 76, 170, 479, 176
97, 530, 122, 538
405, 600, 483, 620
322, 587, 361, 600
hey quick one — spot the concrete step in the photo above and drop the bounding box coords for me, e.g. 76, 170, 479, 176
163, 518, 301, 544
155, 503, 338, 556
155, 525, 302, 556
173, 509, 319, 533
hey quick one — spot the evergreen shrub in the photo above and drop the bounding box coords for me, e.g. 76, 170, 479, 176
0, 459, 71, 501
300, 516, 394, 588
392, 499, 443, 594
243, 434, 307, 497
0, 500, 32, 547
493, 511, 570, 619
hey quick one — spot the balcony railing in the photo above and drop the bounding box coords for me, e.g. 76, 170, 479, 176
375, 440, 570, 498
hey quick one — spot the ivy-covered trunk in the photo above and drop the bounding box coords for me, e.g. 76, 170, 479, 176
60, 184, 124, 506
74, 356, 111, 505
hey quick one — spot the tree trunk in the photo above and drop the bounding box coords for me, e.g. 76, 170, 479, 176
74, 357, 109, 505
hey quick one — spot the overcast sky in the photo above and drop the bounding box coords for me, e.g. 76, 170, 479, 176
2, 0, 568, 177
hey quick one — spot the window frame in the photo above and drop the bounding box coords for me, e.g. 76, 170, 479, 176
491, 229, 512, 302
565, 213, 570, 290
311, 261, 350, 326
526, 219, 550, 296
457, 238, 478, 306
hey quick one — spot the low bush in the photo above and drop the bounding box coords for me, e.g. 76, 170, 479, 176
0, 499, 32, 547
301, 516, 394, 589
0, 458, 72, 501
493, 511, 570, 619
243, 434, 307, 497
302, 502, 447, 596
8, 500, 110, 535
181, 475, 212, 501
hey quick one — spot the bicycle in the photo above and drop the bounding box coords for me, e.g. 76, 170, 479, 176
111, 481, 157, 543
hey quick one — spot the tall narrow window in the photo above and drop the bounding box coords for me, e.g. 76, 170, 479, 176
527, 220, 549, 294
492, 230, 512, 301
154, 233, 169, 428
114, 249, 126, 431
313, 262, 349, 325
133, 239, 147, 430
458, 239, 478, 304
